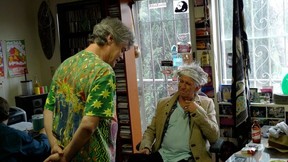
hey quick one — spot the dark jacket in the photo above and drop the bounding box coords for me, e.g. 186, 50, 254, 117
0, 123, 50, 162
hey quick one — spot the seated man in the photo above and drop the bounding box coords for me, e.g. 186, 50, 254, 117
0, 97, 50, 162
129, 63, 220, 162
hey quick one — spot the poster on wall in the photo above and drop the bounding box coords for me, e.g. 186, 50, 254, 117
5, 40, 27, 77
0, 41, 4, 77
173, 0, 189, 14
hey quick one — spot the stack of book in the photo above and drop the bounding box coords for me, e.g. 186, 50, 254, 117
120, 125, 131, 139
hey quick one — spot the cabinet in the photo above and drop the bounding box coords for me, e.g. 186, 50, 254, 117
57, 1, 142, 162
218, 102, 288, 147
192, 0, 215, 98
14, 93, 48, 121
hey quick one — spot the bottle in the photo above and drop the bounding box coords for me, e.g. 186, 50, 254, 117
201, 51, 210, 66
34, 76, 41, 87
33, 76, 41, 95
251, 120, 261, 143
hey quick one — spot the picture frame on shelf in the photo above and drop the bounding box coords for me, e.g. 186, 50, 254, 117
250, 106, 266, 118
249, 88, 258, 103
267, 106, 285, 118
219, 104, 233, 115
220, 127, 233, 137
219, 84, 231, 102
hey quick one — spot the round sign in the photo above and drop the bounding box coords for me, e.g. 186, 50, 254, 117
38, 1, 55, 60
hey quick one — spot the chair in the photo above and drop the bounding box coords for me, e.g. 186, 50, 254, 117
135, 138, 224, 162
7, 106, 27, 125
209, 138, 225, 162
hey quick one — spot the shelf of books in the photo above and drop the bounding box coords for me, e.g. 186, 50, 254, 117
114, 52, 141, 161
57, 0, 121, 62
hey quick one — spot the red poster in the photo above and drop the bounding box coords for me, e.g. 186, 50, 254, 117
6, 40, 27, 77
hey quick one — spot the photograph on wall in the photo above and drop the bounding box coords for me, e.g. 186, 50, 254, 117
250, 106, 266, 118
267, 106, 285, 118
5, 40, 27, 77
173, 0, 189, 14
0, 41, 4, 77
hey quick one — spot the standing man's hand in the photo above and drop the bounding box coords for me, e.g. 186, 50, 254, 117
44, 153, 67, 162
51, 144, 64, 155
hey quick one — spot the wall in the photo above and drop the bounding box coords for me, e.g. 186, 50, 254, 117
0, 0, 79, 105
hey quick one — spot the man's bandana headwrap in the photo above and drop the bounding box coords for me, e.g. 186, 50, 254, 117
175, 63, 208, 86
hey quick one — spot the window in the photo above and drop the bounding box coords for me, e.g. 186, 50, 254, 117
216, 0, 288, 93
134, 0, 191, 128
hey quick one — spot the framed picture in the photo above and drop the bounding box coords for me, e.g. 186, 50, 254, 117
250, 106, 266, 118
267, 107, 285, 118
220, 127, 233, 137
249, 88, 258, 102
220, 85, 231, 102
219, 104, 233, 115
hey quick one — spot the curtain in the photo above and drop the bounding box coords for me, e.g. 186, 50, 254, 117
231, 0, 250, 128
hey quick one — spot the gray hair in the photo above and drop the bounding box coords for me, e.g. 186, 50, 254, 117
175, 62, 208, 86
88, 17, 134, 48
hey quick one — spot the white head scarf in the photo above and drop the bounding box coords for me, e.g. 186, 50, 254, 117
175, 62, 208, 86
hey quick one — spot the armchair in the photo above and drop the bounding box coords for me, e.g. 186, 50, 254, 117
209, 138, 225, 162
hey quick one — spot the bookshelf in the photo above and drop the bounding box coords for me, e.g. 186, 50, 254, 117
57, 0, 121, 62
57, 1, 142, 162
114, 56, 141, 161
192, 0, 215, 98
114, 2, 142, 162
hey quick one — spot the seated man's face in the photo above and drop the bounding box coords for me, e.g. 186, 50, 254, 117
176, 2, 184, 10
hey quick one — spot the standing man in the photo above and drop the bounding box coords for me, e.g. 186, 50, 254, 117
43, 17, 134, 162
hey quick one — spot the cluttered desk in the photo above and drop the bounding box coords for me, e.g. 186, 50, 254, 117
226, 138, 288, 162
226, 122, 288, 162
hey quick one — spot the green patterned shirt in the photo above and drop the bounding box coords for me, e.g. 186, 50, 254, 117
44, 51, 118, 162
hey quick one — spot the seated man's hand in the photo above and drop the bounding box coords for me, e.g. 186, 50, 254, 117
138, 148, 151, 155
39, 128, 46, 134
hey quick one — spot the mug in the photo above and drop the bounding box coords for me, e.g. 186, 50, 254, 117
32, 114, 44, 131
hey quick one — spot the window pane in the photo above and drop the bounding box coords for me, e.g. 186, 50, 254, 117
219, 0, 288, 93
135, 0, 190, 125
